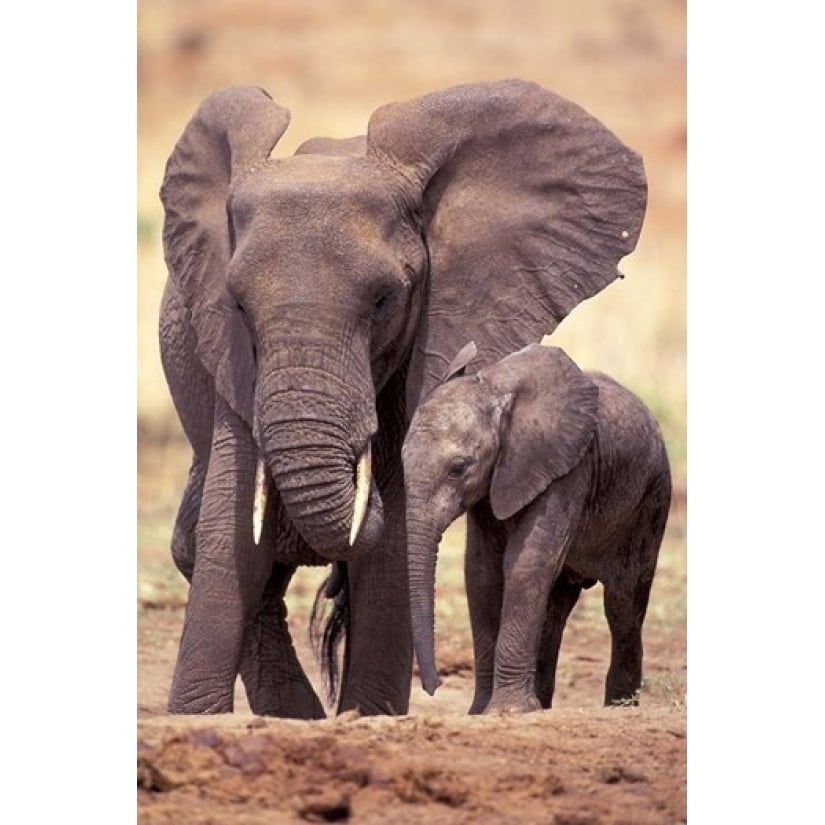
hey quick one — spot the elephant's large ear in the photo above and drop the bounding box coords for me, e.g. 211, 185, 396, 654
366, 80, 646, 410
159, 86, 290, 425
484, 345, 599, 521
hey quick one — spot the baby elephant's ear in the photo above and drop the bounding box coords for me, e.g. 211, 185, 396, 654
486, 345, 599, 521
440, 342, 478, 384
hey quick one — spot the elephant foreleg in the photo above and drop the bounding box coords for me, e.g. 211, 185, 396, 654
486, 470, 587, 714
338, 516, 412, 714
486, 533, 564, 713
336, 377, 414, 716
239, 561, 325, 719
465, 500, 507, 715
167, 396, 266, 714
338, 448, 412, 716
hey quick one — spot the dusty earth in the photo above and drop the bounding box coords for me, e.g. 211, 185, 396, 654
137, 1, 686, 822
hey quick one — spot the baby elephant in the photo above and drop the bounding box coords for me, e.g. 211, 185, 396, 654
402, 342, 671, 714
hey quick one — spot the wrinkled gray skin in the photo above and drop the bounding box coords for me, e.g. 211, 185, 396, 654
157, 80, 647, 716
403, 343, 671, 714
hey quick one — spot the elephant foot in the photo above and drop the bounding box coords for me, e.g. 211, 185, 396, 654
604, 669, 642, 706
484, 688, 542, 715
604, 688, 641, 707
244, 669, 326, 719
248, 688, 326, 720
167, 684, 234, 715
467, 688, 492, 715
240, 652, 327, 720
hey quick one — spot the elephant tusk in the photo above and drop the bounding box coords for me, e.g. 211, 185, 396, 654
349, 441, 372, 546
253, 457, 268, 545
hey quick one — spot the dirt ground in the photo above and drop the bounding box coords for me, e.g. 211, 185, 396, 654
138, 1, 686, 822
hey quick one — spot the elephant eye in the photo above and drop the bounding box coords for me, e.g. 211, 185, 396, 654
447, 458, 469, 479
235, 302, 256, 356
373, 290, 391, 315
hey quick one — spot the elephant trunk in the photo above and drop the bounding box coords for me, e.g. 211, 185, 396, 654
258, 376, 384, 559
406, 509, 444, 696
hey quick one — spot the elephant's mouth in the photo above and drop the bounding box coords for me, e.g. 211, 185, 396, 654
252, 439, 374, 549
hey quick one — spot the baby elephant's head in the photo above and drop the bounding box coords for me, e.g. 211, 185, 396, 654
402, 374, 511, 534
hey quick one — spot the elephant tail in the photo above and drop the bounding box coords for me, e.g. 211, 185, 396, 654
309, 561, 349, 707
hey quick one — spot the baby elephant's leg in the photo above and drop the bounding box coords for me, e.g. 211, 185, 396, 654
465, 502, 507, 714
485, 483, 584, 714
602, 576, 650, 705
603, 474, 670, 705
535, 573, 585, 708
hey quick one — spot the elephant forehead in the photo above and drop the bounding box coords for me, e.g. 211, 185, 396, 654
228, 157, 423, 288
230, 156, 399, 235
412, 399, 484, 445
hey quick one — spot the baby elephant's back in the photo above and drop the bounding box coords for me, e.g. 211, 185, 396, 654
584, 371, 670, 524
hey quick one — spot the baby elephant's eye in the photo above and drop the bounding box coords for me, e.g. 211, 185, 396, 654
447, 458, 468, 479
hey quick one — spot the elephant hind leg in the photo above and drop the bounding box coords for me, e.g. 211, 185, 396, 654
240, 561, 326, 719
535, 573, 583, 709
603, 473, 671, 705
602, 582, 647, 705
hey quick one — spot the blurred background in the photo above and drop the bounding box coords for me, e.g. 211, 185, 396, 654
137, 0, 685, 601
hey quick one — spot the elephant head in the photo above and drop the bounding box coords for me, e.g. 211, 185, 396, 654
160, 80, 646, 562
401, 343, 600, 695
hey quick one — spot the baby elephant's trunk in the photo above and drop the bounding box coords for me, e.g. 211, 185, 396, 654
406, 511, 443, 695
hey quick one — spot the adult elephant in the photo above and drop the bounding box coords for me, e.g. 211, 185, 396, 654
157, 79, 646, 717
